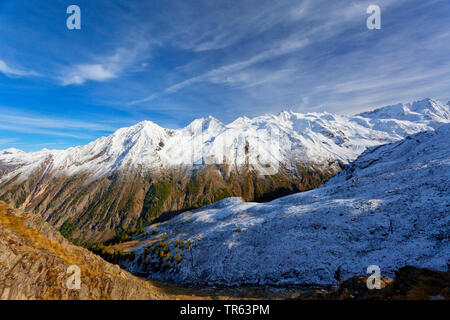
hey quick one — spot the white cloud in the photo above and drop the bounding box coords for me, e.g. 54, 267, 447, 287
170, 0, 317, 52
0, 138, 17, 145
129, 38, 309, 105
128, 0, 397, 106
0, 113, 115, 131
60, 44, 149, 86
61, 64, 116, 86
0, 109, 117, 139
0, 60, 38, 78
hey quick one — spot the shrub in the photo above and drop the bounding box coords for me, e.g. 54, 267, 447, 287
142, 181, 172, 221
135, 219, 144, 235
112, 227, 132, 244
60, 219, 78, 239
176, 254, 182, 264
237, 226, 242, 232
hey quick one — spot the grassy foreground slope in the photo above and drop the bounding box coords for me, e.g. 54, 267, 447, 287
0, 200, 221, 300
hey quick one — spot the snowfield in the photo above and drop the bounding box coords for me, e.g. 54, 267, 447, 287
0, 98, 449, 182
124, 123, 450, 286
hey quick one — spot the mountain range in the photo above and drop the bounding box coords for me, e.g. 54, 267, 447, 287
0, 98, 448, 243
120, 122, 450, 286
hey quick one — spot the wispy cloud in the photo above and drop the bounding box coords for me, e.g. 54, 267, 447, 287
128, 0, 396, 106
170, 1, 312, 52
0, 0, 448, 146
59, 45, 149, 86
0, 109, 116, 139
0, 138, 18, 145
60, 64, 116, 86
0, 59, 39, 78
129, 38, 309, 105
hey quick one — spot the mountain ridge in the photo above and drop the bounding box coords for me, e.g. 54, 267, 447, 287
0, 98, 448, 243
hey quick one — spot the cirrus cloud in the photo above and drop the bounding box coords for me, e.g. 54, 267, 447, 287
0, 59, 39, 78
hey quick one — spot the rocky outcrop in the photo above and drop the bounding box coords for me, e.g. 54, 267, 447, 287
0, 201, 173, 299
331, 266, 449, 300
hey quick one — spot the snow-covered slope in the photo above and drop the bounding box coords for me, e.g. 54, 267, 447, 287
123, 123, 450, 286
1, 98, 448, 183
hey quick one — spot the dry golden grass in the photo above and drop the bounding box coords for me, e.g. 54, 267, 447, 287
0, 201, 281, 300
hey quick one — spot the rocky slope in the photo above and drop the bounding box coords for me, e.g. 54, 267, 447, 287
0, 98, 448, 243
120, 123, 450, 286
330, 266, 449, 300
0, 200, 173, 299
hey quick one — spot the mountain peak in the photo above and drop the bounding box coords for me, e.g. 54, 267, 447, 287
276, 109, 298, 120
184, 115, 225, 135
132, 120, 164, 130
356, 97, 450, 122
228, 116, 251, 127
0, 148, 24, 155
408, 98, 450, 121
111, 120, 167, 140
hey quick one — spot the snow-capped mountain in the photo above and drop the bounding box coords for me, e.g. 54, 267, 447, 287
1, 98, 448, 181
122, 123, 450, 286
0, 98, 448, 243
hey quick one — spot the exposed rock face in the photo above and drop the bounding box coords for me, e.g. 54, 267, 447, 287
332, 266, 450, 300
0, 201, 171, 300
0, 163, 334, 244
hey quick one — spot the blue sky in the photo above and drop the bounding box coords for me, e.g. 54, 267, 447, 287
0, 0, 449, 151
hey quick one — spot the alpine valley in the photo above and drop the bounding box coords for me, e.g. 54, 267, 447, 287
0, 98, 449, 247
121, 119, 450, 286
